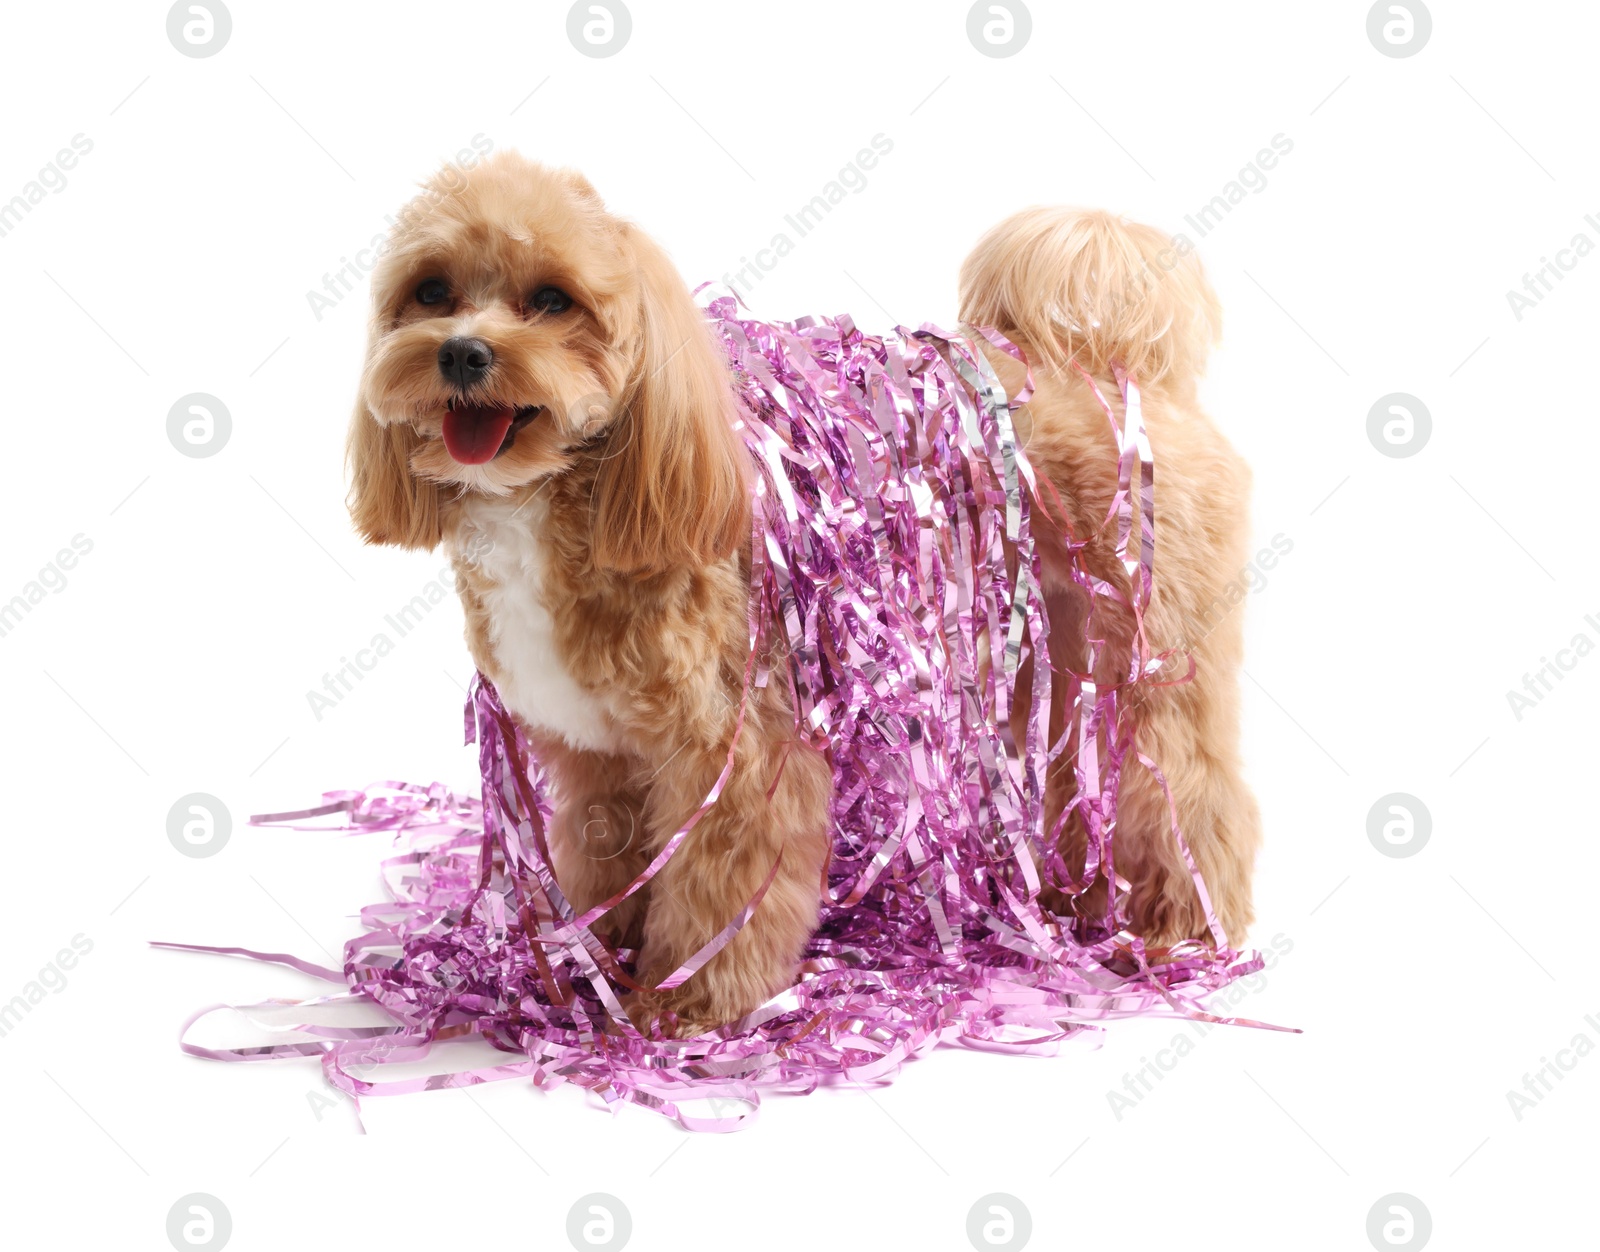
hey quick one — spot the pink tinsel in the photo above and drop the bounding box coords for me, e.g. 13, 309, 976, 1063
163, 297, 1281, 1131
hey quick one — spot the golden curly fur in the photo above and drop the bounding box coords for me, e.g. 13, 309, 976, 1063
346, 151, 1259, 1036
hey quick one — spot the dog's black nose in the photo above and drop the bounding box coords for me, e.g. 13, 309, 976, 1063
437, 336, 493, 389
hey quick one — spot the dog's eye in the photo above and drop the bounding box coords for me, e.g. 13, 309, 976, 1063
528, 286, 572, 315
415, 278, 450, 306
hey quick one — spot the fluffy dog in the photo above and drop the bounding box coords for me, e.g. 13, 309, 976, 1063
346, 151, 1259, 1035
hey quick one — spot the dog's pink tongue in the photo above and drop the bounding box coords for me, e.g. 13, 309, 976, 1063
442, 404, 517, 464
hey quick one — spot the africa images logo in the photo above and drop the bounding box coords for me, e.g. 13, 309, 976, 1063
0, 936, 94, 1038
0, 135, 94, 241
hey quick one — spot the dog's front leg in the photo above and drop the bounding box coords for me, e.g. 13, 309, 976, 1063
536, 736, 653, 951
625, 718, 831, 1037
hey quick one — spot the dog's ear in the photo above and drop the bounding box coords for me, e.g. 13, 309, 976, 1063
346, 398, 442, 550
589, 225, 749, 574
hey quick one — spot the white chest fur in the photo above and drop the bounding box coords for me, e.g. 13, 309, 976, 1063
452, 494, 621, 754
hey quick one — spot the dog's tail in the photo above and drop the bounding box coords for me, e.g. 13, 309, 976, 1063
957, 206, 1220, 389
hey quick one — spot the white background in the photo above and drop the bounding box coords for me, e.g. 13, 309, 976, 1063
1, 2, 1594, 1249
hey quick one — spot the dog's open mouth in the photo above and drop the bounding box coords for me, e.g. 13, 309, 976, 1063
441, 399, 542, 465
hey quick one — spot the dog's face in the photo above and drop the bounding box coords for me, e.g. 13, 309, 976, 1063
347, 151, 749, 571
362, 157, 633, 493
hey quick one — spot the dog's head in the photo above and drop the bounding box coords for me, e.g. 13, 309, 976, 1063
347, 151, 748, 572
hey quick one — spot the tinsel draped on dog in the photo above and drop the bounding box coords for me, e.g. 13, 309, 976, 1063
168, 153, 1272, 1128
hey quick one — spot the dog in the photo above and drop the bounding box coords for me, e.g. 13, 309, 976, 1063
346, 150, 1259, 1036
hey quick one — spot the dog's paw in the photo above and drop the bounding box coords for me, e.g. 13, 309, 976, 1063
625, 991, 725, 1039
1135, 896, 1253, 956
